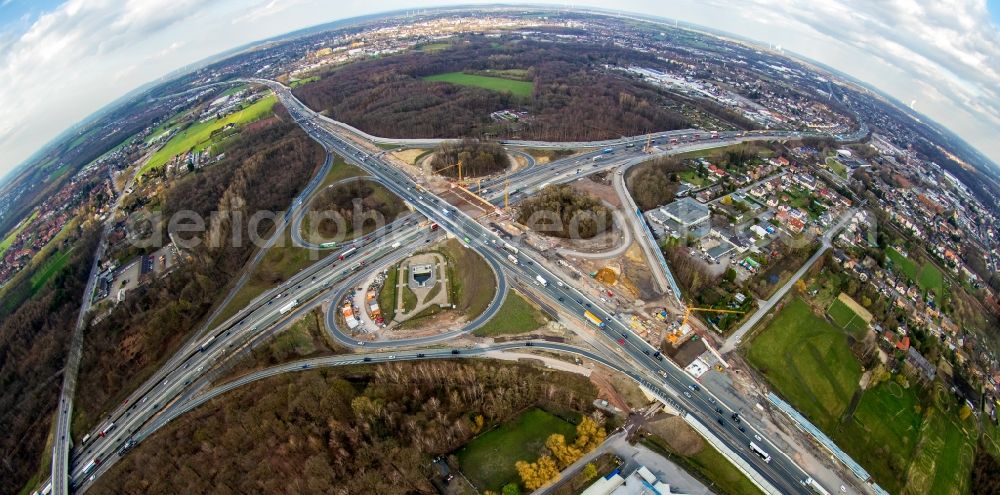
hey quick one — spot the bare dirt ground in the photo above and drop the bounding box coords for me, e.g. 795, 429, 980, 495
645, 416, 705, 456
569, 175, 622, 208
376, 310, 469, 341
390, 148, 427, 166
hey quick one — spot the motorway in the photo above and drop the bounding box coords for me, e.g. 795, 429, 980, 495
265, 89, 824, 494
44, 79, 869, 495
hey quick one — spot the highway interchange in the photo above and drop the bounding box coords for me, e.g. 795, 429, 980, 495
42, 78, 867, 495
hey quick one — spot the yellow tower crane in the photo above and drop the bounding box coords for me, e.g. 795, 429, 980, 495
432, 159, 464, 182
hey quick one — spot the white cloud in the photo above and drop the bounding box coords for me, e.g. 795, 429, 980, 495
0, 0, 998, 181
233, 0, 308, 24
0, 0, 205, 173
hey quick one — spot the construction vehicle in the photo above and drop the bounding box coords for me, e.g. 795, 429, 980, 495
665, 304, 745, 344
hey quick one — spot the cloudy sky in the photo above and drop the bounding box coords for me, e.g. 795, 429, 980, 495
0, 0, 998, 180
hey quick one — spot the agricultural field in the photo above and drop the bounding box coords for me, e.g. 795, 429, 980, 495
746, 297, 862, 431
456, 408, 575, 492
473, 290, 550, 337
142, 93, 277, 174
422, 72, 534, 98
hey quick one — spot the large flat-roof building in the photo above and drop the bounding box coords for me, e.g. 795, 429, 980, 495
644, 197, 711, 239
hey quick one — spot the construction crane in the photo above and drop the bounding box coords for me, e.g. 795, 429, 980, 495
503, 179, 510, 209
643, 134, 653, 153
665, 305, 745, 344
432, 159, 464, 182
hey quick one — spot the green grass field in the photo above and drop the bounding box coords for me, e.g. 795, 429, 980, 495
423, 72, 533, 98
378, 265, 398, 323
903, 407, 975, 495
886, 246, 918, 279
826, 157, 848, 177
30, 249, 72, 293
473, 290, 549, 337
437, 238, 496, 317
827, 298, 869, 336
678, 170, 712, 187
834, 381, 923, 492
288, 76, 319, 88
141, 93, 277, 175
751, 298, 976, 494
886, 246, 945, 298
0, 210, 38, 257
457, 408, 575, 492
746, 298, 862, 431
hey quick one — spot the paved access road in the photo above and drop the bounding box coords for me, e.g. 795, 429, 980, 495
45, 77, 868, 495
264, 88, 826, 495
721, 206, 859, 353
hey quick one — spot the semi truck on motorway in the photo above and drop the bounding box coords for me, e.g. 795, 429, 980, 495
749, 442, 771, 463
390, 241, 401, 249
199, 335, 215, 351
98, 422, 115, 438
584, 310, 606, 328
535, 275, 548, 287
279, 299, 299, 315
81, 458, 100, 476
338, 247, 357, 260
507, 254, 519, 265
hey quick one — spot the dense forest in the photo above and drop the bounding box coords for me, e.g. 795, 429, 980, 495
517, 185, 611, 239
293, 36, 745, 142
0, 227, 100, 494
627, 156, 687, 211
430, 139, 510, 178
308, 179, 408, 239
75, 108, 325, 434
972, 447, 1000, 495
91, 360, 597, 494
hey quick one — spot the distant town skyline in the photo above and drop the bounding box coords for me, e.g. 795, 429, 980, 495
0, 0, 998, 181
